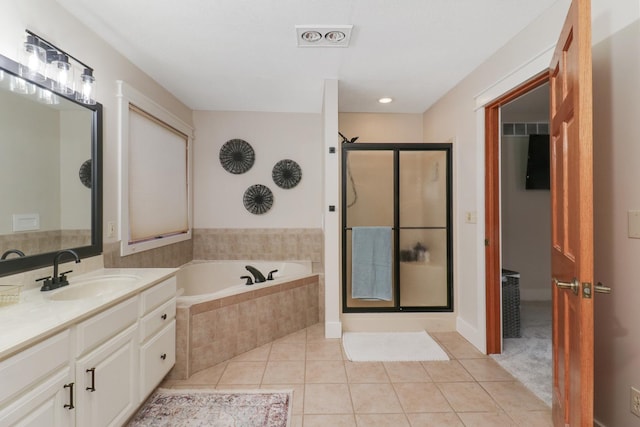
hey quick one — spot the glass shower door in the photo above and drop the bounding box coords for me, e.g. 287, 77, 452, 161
342, 143, 452, 312
344, 150, 396, 308
398, 150, 450, 308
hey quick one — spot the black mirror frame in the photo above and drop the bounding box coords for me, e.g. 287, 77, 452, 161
0, 53, 103, 277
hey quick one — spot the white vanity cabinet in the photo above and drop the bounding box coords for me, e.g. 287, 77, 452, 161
138, 276, 177, 401
0, 272, 177, 427
74, 297, 139, 427
0, 331, 74, 427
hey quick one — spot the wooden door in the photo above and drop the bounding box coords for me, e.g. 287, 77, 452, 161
549, 0, 594, 425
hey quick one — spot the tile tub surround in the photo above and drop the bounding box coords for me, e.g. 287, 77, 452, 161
169, 275, 319, 380
193, 228, 325, 322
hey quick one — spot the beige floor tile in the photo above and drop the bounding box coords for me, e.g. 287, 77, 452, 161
508, 410, 553, 426
214, 384, 260, 390
305, 360, 347, 383
406, 412, 464, 427
459, 358, 515, 381
306, 323, 326, 341
269, 341, 306, 360
217, 361, 266, 384
481, 381, 549, 412
437, 382, 501, 412
304, 383, 353, 414
355, 413, 410, 427
229, 343, 272, 361
262, 360, 306, 384
303, 414, 357, 427
260, 384, 304, 415
291, 414, 303, 427
456, 411, 514, 427
307, 340, 344, 360
345, 362, 390, 383
384, 362, 432, 382
349, 383, 403, 414
432, 332, 487, 359
275, 329, 307, 343
393, 382, 453, 413
174, 362, 227, 386
422, 360, 474, 382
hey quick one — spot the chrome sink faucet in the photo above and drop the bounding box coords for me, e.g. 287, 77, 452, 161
37, 249, 81, 291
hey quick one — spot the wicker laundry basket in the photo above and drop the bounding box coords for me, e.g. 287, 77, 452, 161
501, 269, 521, 338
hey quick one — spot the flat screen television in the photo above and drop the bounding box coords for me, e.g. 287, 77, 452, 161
525, 134, 550, 190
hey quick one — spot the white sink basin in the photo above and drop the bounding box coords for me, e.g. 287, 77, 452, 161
48, 275, 140, 301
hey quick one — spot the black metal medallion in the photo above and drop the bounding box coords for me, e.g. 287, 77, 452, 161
219, 139, 255, 174
243, 184, 273, 214
272, 159, 302, 189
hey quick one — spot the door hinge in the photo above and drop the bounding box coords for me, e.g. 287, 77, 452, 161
582, 282, 592, 299
484, 239, 489, 246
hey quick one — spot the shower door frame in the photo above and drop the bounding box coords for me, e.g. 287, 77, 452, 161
341, 143, 453, 313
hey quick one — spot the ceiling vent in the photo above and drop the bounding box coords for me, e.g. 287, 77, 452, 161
295, 25, 353, 47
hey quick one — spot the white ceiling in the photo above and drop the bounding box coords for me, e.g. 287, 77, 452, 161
55, 0, 559, 114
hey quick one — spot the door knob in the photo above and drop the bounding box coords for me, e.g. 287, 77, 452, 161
553, 277, 579, 295
594, 282, 611, 294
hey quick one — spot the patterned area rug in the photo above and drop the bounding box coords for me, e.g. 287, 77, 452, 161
128, 388, 292, 427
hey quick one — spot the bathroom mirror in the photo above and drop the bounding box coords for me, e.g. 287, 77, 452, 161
0, 53, 102, 277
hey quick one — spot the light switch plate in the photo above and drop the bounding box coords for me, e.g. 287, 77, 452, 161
628, 211, 640, 238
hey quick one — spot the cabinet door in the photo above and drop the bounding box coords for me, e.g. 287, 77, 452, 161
140, 320, 176, 401
75, 324, 137, 427
0, 367, 74, 427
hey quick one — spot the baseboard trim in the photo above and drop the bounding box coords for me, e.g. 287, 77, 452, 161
456, 316, 486, 353
593, 417, 607, 427
325, 321, 342, 338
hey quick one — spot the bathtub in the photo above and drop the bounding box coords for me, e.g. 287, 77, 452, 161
176, 260, 313, 305
169, 260, 319, 379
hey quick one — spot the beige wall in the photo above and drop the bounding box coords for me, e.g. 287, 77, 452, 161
501, 136, 551, 301
592, 18, 640, 427
192, 111, 323, 229
339, 112, 423, 143
1, 0, 193, 272
421, 0, 639, 425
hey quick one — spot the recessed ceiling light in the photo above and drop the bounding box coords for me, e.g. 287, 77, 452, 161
301, 31, 322, 43
295, 25, 353, 47
378, 97, 393, 104
325, 31, 346, 43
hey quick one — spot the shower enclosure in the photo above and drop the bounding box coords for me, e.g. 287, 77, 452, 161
342, 143, 452, 312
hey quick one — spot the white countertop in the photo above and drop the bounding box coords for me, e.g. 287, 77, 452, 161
0, 268, 177, 360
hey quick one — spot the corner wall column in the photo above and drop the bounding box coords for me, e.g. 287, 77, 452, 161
323, 79, 342, 338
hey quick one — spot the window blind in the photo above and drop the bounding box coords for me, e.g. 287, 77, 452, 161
128, 105, 188, 243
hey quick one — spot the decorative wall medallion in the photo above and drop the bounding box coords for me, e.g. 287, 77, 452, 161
219, 139, 255, 174
243, 184, 273, 215
272, 159, 302, 189
79, 159, 92, 188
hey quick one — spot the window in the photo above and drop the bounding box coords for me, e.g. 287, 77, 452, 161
117, 81, 193, 256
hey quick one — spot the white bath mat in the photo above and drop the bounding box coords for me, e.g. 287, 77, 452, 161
342, 331, 449, 362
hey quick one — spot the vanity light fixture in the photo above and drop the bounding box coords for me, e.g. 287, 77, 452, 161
378, 97, 393, 104
17, 30, 96, 105
18, 35, 46, 82
296, 25, 353, 47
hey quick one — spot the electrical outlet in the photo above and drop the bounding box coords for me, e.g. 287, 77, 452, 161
631, 387, 640, 418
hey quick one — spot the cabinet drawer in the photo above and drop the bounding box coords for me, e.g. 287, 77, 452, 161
140, 320, 175, 401
141, 276, 176, 315
140, 297, 176, 343
76, 296, 138, 356
0, 330, 70, 405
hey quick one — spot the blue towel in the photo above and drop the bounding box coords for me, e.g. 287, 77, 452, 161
351, 226, 392, 301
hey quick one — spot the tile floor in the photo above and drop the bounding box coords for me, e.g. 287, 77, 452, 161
162, 323, 552, 427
